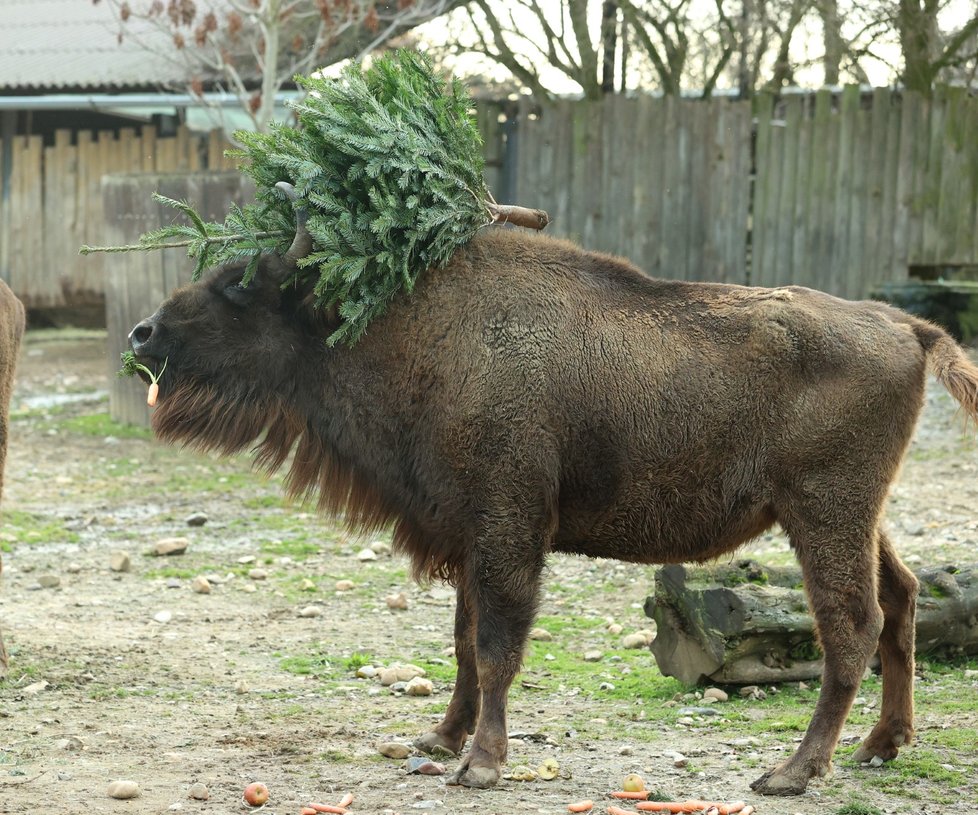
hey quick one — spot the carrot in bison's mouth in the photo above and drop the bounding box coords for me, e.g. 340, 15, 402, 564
118, 351, 168, 405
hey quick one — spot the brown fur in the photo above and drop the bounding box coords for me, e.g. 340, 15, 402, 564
0, 280, 25, 674
128, 228, 978, 794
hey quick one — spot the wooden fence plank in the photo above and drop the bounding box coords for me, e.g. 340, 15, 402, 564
846, 93, 871, 298
878, 90, 902, 284
753, 92, 780, 286
789, 96, 812, 287
941, 88, 976, 265
920, 88, 946, 264
637, 95, 666, 277
805, 90, 834, 292
828, 86, 858, 295
776, 96, 802, 287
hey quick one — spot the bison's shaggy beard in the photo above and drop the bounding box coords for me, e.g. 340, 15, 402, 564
151, 379, 452, 583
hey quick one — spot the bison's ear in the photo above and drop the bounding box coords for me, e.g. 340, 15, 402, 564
222, 280, 259, 308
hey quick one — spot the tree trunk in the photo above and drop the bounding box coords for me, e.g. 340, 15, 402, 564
647, 561, 978, 685
601, 1, 619, 94
819, 0, 842, 86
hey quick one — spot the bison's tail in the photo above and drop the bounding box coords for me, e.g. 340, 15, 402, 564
912, 319, 978, 426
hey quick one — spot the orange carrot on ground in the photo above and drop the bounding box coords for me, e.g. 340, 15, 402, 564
682, 801, 712, 812
705, 808, 719, 815
611, 790, 651, 800
607, 806, 636, 815
738, 807, 755, 815
301, 809, 319, 815
636, 802, 699, 813
306, 805, 348, 814
568, 801, 594, 813
336, 793, 354, 808
718, 802, 746, 814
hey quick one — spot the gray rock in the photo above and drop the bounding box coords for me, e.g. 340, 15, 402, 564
528, 627, 553, 641
187, 782, 209, 800
191, 576, 211, 594
107, 779, 140, 799
377, 741, 412, 759
154, 538, 189, 557
405, 677, 433, 696
185, 513, 208, 527
37, 575, 61, 589
386, 592, 409, 610
677, 706, 721, 716
298, 605, 322, 618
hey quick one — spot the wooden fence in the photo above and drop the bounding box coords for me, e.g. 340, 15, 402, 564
497, 95, 753, 285
752, 86, 978, 299
0, 126, 235, 309
4, 87, 978, 320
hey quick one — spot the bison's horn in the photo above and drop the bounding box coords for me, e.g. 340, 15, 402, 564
274, 181, 314, 269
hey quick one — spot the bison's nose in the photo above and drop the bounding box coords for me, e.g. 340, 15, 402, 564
129, 318, 157, 355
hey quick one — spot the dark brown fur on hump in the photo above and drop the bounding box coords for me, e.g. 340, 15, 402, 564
151, 377, 444, 581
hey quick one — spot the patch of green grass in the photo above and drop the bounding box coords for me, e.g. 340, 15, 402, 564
0, 509, 81, 551
855, 748, 965, 801
835, 802, 882, 815
928, 727, 978, 750
260, 536, 324, 560
277, 645, 338, 677
345, 652, 375, 672
55, 412, 152, 439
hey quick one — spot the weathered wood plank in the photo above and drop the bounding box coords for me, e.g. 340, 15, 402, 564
877, 89, 902, 284
776, 96, 802, 287
846, 92, 871, 298
806, 90, 834, 292
828, 85, 859, 296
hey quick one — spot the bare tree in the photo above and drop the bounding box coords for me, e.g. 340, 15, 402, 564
97, 0, 473, 132
895, 0, 978, 93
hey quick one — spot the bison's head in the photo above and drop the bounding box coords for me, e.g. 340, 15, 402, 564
128, 183, 322, 467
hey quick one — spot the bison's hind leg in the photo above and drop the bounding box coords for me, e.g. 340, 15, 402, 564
851, 530, 917, 763
751, 517, 885, 795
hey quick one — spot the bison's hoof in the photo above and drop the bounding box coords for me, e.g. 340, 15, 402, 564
446, 764, 499, 789
414, 731, 464, 757
750, 765, 811, 796
851, 728, 910, 763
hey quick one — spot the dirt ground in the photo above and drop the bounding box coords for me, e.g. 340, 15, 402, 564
0, 330, 976, 815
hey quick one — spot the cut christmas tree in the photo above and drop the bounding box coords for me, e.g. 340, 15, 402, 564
83, 50, 548, 347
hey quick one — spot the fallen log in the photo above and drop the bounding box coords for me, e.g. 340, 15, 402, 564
646, 560, 978, 685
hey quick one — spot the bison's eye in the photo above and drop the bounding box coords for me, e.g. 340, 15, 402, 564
223, 282, 256, 308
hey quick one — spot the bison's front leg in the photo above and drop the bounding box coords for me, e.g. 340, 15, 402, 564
414, 583, 480, 756
444, 538, 546, 789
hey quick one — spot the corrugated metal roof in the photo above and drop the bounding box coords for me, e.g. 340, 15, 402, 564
0, 0, 224, 91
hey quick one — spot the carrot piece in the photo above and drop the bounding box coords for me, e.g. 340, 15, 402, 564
568, 802, 594, 813
301, 809, 319, 815
705, 808, 719, 815
636, 803, 685, 813
336, 793, 354, 809
611, 790, 651, 800
682, 801, 712, 813
607, 806, 636, 815
306, 805, 348, 814
738, 808, 754, 815
718, 802, 746, 815
147, 382, 159, 406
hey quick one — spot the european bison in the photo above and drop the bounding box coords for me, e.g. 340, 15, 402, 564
0, 279, 25, 673
128, 214, 978, 796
